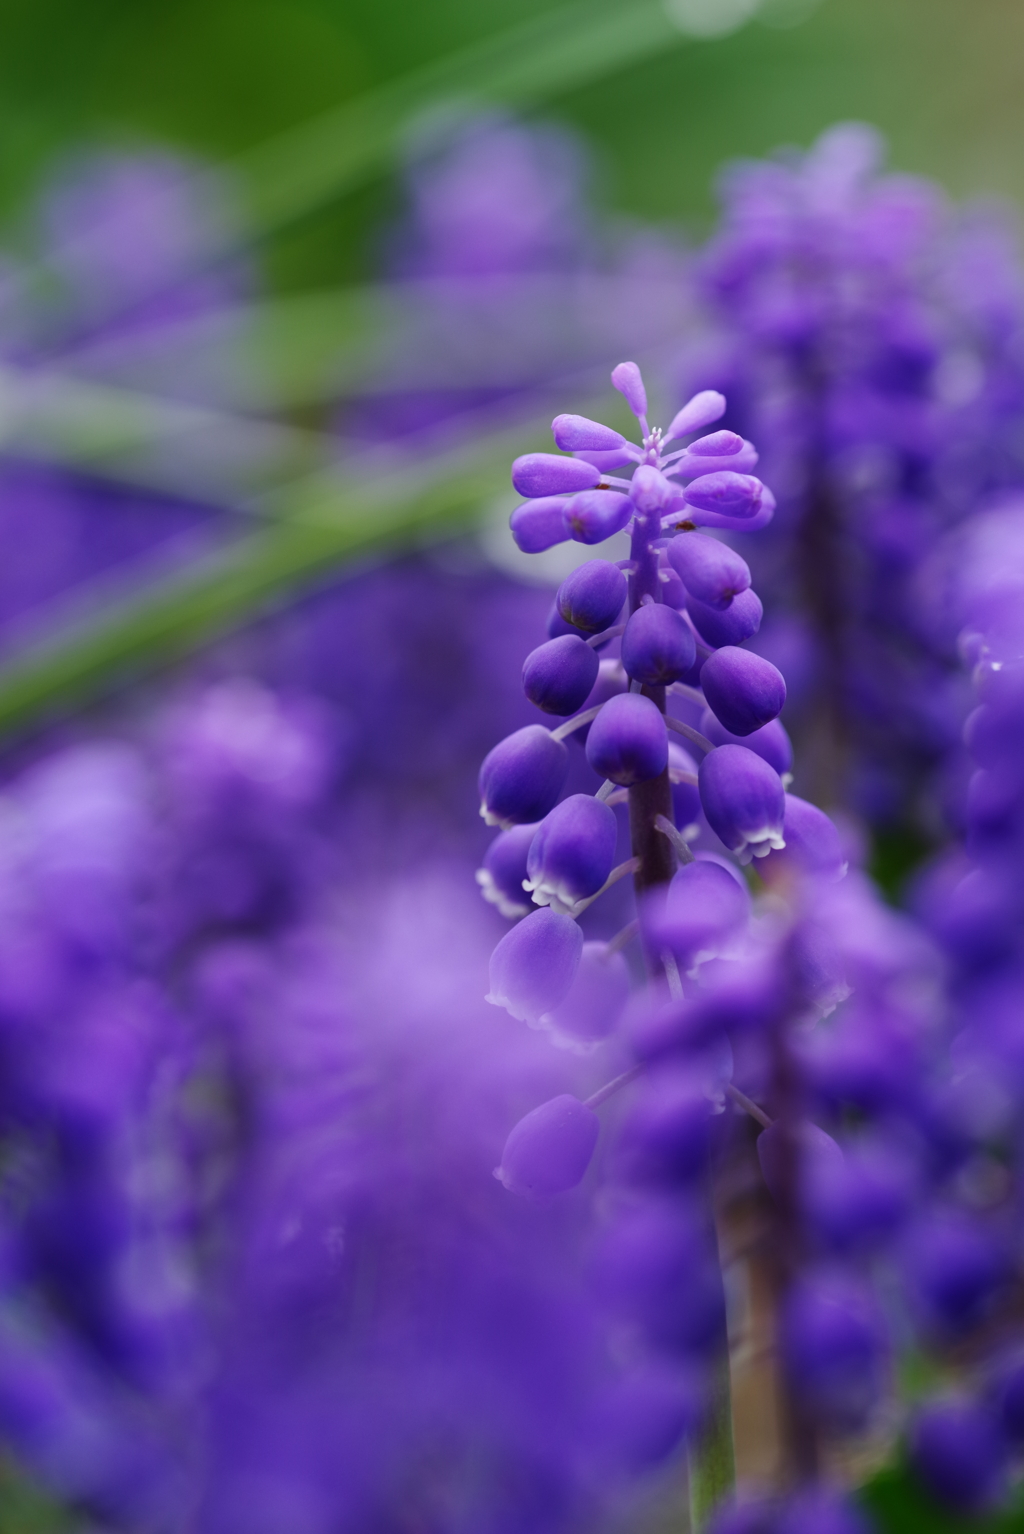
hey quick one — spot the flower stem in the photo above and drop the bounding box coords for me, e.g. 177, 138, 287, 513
688, 1351, 737, 1532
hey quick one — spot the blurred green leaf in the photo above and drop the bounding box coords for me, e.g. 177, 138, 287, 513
861, 1460, 1024, 1534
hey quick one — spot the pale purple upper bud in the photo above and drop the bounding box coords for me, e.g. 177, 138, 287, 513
586, 693, 668, 786
699, 744, 785, 861
762, 795, 848, 883
687, 587, 763, 648
512, 452, 601, 499
525, 793, 618, 915
565, 489, 632, 544
688, 430, 743, 457
545, 941, 631, 1046
486, 906, 583, 1024
479, 725, 568, 828
557, 559, 627, 633
476, 823, 538, 919
665, 390, 726, 442
699, 710, 793, 778
510, 496, 571, 553
701, 646, 787, 737
684, 472, 765, 520
630, 465, 676, 514
611, 360, 647, 419
551, 413, 627, 452
666, 533, 750, 610
574, 448, 638, 471
622, 604, 697, 686
496, 1093, 600, 1197
642, 858, 751, 972
522, 635, 599, 717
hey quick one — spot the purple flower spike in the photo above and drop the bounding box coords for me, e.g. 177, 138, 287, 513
699, 711, 792, 777
551, 413, 627, 452
699, 744, 785, 861
557, 559, 627, 634
497, 1093, 600, 1197
643, 858, 751, 971
486, 906, 583, 1024
622, 605, 697, 686
525, 793, 618, 914
762, 795, 847, 882
666, 532, 751, 610
565, 489, 632, 544
684, 472, 765, 520
545, 941, 631, 1045
701, 646, 786, 736
475, 823, 538, 918
586, 693, 667, 786
611, 360, 647, 419
909, 1399, 1007, 1513
511, 452, 601, 499
687, 587, 763, 648
666, 390, 726, 442
522, 635, 599, 716
510, 496, 571, 553
479, 725, 568, 828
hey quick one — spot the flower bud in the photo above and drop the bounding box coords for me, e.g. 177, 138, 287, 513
761, 795, 847, 882
551, 413, 627, 452
658, 554, 687, 608
687, 587, 763, 648
698, 744, 785, 861
486, 907, 583, 1024
684, 472, 766, 521
909, 1400, 1007, 1513
496, 1093, 599, 1196
642, 857, 750, 971
564, 489, 632, 544
905, 1211, 1008, 1334
475, 823, 538, 919
546, 602, 580, 639
557, 560, 627, 634
594, 1201, 725, 1357
674, 439, 759, 478
701, 647, 786, 737
611, 360, 648, 418
586, 693, 667, 786
525, 794, 618, 914
545, 941, 631, 1045
665, 390, 726, 441
665, 533, 750, 610
574, 657, 628, 744
509, 496, 570, 553
780, 1274, 887, 1431
511, 453, 601, 499
616, 1069, 712, 1187
689, 430, 743, 457
630, 465, 677, 514
479, 725, 568, 828
522, 636, 600, 717
621, 605, 697, 686
699, 711, 792, 777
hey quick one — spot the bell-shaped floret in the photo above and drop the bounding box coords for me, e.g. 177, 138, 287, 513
525, 794, 618, 915
509, 496, 570, 552
522, 636, 599, 717
557, 559, 627, 634
761, 795, 847, 882
512, 452, 602, 499
586, 693, 667, 786
545, 941, 631, 1045
699, 744, 785, 861
665, 390, 726, 442
909, 1399, 1007, 1514
486, 907, 583, 1024
564, 488, 632, 544
687, 587, 763, 648
684, 471, 766, 521
701, 647, 786, 736
475, 823, 538, 919
479, 725, 568, 828
611, 360, 648, 419
666, 533, 750, 610
616, 1068, 712, 1187
630, 465, 677, 514
699, 711, 792, 777
904, 1210, 1009, 1334
497, 1094, 599, 1197
594, 1200, 726, 1357
756, 1119, 845, 1205
622, 604, 697, 686
780, 1273, 888, 1431
551, 413, 626, 452
642, 857, 751, 972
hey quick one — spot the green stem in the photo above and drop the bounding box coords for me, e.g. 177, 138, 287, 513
688, 1350, 736, 1532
